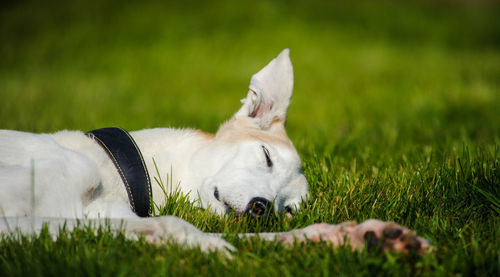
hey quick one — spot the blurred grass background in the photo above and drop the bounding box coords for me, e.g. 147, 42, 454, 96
1, 0, 499, 276
2, 0, 499, 147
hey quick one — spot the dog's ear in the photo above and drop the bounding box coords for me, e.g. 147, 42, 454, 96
233, 49, 294, 130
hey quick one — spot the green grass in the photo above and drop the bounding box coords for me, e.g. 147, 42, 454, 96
1, 0, 499, 275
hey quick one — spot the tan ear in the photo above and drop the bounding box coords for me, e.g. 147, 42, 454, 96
233, 49, 294, 129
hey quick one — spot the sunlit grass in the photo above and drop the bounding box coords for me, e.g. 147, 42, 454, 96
0, 0, 499, 276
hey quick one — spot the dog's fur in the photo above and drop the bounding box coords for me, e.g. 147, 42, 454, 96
0, 49, 429, 254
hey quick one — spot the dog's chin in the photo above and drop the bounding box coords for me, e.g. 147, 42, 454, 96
208, 203, 245, 216
198, 184, 247, 216
202, 200, 257, 217
201, 200, 231, 216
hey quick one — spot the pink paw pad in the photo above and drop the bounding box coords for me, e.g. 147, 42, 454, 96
357, 220, 430, 254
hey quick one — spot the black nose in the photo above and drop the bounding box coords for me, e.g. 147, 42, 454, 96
246, 197, 272, 217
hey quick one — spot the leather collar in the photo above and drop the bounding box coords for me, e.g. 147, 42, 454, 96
86, 127, 152, 217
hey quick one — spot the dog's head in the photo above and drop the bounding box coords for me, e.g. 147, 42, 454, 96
193, 49, 309, 216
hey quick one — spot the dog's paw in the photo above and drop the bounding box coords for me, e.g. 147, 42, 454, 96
278, 220, 430, 254
348, 219, 430, 254
191, 233, 236, 256
125, 217, 235, 256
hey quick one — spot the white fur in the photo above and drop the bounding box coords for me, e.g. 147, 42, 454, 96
0, 49, 307, 219
0, 49, 308, 251
0, 50, 429, 254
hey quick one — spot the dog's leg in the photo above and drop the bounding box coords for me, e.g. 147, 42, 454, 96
235, 220, 430, 254
0, 217, 429, 255
0, 216, 235, 254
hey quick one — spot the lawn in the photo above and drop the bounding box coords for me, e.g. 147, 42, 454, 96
1, 0, 499, 275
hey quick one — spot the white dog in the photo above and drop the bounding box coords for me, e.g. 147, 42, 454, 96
0, 49, 429, 254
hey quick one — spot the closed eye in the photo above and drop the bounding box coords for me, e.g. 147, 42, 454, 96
261, 145, 273, 168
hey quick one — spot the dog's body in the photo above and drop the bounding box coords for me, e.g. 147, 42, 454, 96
0, 50, 429, 254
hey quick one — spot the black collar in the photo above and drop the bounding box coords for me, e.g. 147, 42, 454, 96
86, 127, 152, 217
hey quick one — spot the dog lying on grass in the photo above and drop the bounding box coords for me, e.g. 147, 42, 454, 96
0, 49, 429, 255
